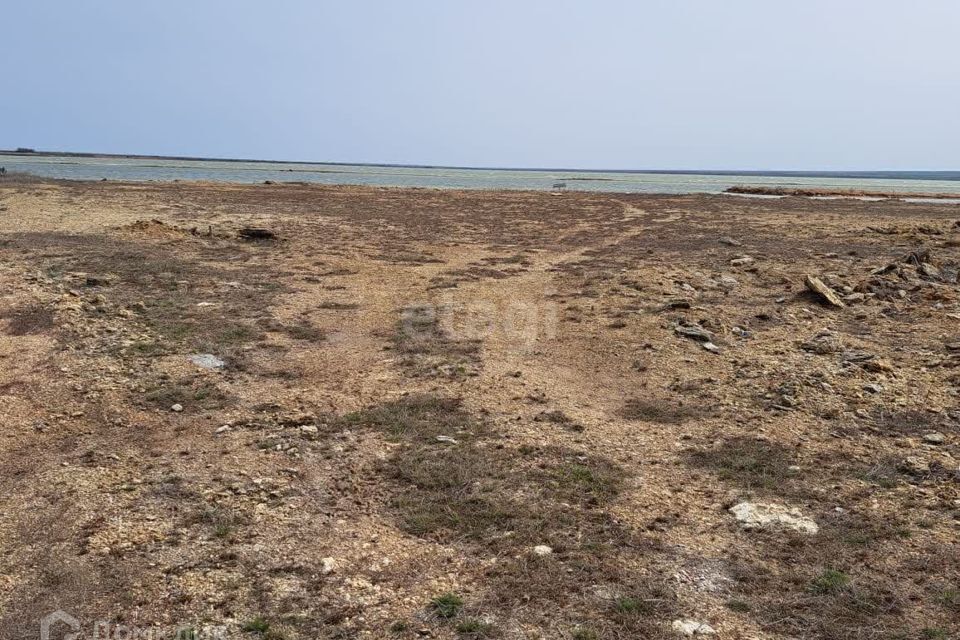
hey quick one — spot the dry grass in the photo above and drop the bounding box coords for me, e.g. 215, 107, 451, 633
390, 305, 481, 376
686, 437, 797, 491
725, 511, 956, 640
141, 375, 233, 411
5, 231, 284, 359
620, 397, 708, 424
1, 303, 55, 335
345, 395, 676, 636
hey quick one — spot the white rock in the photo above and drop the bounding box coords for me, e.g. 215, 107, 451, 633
672, 619, 717, 636
170, 404, 184, 413
729, 502, 819, 534
533, 545, 553, 556
300, 425, 319, 434
215, 425, 231, 434
435, 435, 459, 444
320, 557, 336, 574
923, 432, 945, 445
189, 353, 225, 370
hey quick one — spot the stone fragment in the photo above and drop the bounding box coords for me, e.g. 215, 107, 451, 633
805, 275, 845, 308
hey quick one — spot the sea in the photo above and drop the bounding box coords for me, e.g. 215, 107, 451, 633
2, 153, 960, 196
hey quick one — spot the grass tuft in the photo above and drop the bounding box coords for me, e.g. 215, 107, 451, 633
431, 593, 465, 619
809, 569, 851, 595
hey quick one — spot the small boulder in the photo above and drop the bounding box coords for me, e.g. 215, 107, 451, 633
672, 619, 717, 636
923, 432, 946, 445
320, 557, 336, 574
533, 545, 553, 556
900, 456, 930, 475
801, 331, 843, 355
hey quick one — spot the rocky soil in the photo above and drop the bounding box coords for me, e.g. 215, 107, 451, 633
0, 177, 958, 639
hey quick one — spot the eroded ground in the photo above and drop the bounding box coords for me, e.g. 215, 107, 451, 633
0, 178, 958, 639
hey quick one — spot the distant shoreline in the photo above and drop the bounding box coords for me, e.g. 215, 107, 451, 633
1, 149, 957, 181
725, 185, 960, 200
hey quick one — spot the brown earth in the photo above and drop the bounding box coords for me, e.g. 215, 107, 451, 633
0, 177, 958, 640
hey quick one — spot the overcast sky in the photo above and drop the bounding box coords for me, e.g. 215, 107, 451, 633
4, 1, 958, 170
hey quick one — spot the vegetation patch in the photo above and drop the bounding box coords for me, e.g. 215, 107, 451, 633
1, 303, 56, 336
391, 305, 481, 377
6, 232, 284, 358
346, 394, 676, 635
142, 375, 233, 411
620, 397, 707, 424
727, 513, 955, 639
686, 437, 797, 491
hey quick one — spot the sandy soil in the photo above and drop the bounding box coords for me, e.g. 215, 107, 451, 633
0, 178, 958, 640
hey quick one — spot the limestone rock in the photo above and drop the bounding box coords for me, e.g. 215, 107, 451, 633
672, 619, 717, 636
729, 502, 819, 534
805, 275, 845, 308
189, 353, 225, 370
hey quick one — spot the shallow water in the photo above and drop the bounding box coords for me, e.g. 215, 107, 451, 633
2, 154, 960, 196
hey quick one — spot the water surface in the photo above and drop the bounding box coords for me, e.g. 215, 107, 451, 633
2, 154, 959, 196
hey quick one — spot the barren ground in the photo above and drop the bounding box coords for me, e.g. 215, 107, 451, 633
0, 177, 958, 640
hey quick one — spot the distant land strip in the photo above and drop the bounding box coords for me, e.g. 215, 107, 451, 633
726, 185, 960, 200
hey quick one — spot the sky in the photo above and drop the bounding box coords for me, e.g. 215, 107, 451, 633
3, 1, 959, 170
